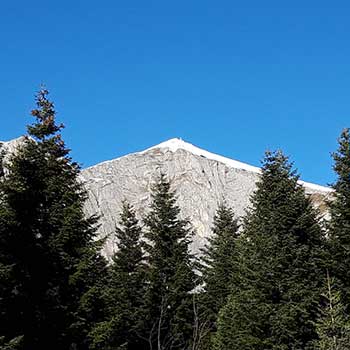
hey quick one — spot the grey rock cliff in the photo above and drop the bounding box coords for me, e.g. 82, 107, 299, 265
1, 137, 332, 258
80, 138, 332, 258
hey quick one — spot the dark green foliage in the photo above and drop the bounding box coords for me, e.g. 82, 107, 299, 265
214, 151, 325, 350
199, 202, 239, 344
0, 89, 108, 349
328, 128, 350, 305
70, 240, 110, 348
142, 174, 197, 350
0, 144, 5, 177
0, 336, 24, 350
90, 201, 145, 350
315, 271, 350, 350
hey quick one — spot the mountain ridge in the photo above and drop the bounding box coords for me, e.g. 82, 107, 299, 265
1, 137, 332, 257
85, 137, 331, 193
80, 138, 331, 257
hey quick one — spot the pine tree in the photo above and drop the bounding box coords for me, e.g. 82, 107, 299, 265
214, 151, 326, 350
0, 89, 108, 349
328, 128, 350, 305
315, 271, 350, 350
142, 174, 197, 350
199, 202, 239, 343
90, 201, 145, 350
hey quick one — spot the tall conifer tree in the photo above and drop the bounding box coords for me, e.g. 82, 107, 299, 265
328, 128, 350, 305
214, 151, 325, 350
0, 89, 108, 350
142, 174, 196, 350
91, 201, 145, 350
315, 271, 350, 350
199, 203, 239, 343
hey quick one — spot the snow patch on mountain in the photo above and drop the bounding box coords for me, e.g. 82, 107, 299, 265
142, 138, 261, 173
142, 138, 332, 194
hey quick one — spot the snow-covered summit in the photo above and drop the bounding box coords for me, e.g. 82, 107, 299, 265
142, 138, 261, 173
142, 138, 332, 194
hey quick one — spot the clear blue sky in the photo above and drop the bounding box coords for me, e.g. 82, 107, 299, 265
1, 1, 349, 186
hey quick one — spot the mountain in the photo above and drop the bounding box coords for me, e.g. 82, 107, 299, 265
0, 137, 332, 257
80, 138, 332, 257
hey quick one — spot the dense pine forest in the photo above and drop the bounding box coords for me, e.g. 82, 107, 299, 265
1, 90, 350, 350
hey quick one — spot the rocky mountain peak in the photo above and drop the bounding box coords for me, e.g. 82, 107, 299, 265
81, 138, 332, 257
141, 138, 262, 173
0, 136, 332, 258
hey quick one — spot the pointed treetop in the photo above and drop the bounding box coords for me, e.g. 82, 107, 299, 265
253, 150, 301, 204
27, 88, 64, 140
332, 128, 350, 191
261, 150, 297, 178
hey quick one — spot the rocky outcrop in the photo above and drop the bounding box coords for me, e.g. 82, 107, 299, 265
1, 137, 26, 163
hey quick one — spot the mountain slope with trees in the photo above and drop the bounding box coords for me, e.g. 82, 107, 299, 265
2, 89, 350, 350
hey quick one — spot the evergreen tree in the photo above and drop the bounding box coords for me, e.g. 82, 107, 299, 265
199, 202, 239, 344
142, 174, 196, 350
328, 128, 350, 305
90, 201, 145, 350
214, 151, 326, 350
0, 89, 108, 349
315, 271, 350, 350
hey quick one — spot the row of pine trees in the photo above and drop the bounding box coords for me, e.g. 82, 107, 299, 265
1, 90, 350, 350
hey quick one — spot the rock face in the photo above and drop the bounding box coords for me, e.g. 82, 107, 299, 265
0, 137, 26, 164
80, 138, 332, 258
1, 137, 332, 258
